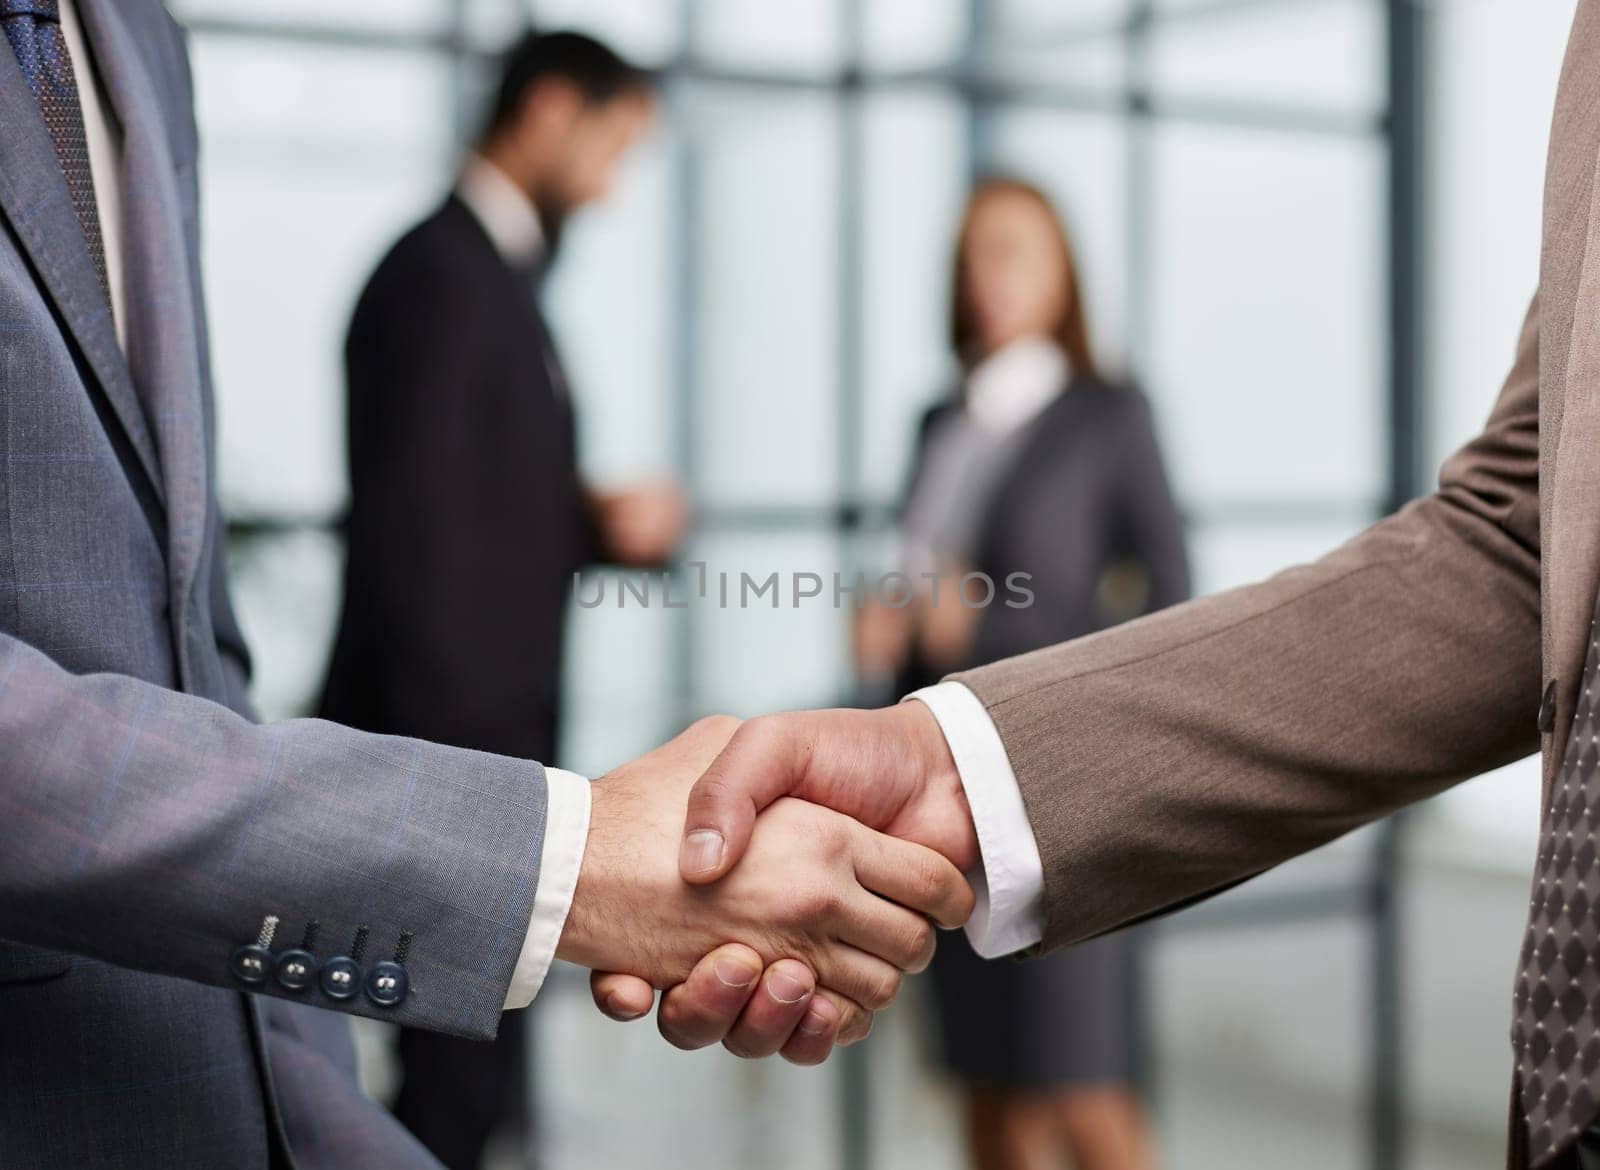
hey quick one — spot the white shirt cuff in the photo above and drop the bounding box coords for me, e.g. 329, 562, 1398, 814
504, 766, 591, 1009
909, 682, 1046, 957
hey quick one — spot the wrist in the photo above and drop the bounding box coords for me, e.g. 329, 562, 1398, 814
898, 699, 981, 872
556, 779, 622, 973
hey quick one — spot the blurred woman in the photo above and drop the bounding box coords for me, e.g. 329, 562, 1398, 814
857, 178, 1188, 1170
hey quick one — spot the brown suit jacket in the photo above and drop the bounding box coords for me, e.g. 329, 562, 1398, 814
952, 5, 1600, 1165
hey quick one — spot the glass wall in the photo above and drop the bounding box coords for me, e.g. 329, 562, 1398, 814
171, 0, 1567, 1166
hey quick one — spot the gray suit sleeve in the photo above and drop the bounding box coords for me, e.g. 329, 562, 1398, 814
206, 507, 257, 720
0, 628, 547, 1041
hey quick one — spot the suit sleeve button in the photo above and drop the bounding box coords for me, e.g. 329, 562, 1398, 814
231, 915, 282, 985
320, 956, 362, 1001
274, 948, 319, 992
230, 944, 272, 985
365, 960, 408, 1007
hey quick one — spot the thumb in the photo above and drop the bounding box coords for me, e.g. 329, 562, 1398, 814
590, 971, 655, 1022
679, 716, 811, 884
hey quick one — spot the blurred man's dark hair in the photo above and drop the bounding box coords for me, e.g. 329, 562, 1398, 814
483, 30, 656, 140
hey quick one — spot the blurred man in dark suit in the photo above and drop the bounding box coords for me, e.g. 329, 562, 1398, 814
319, 30, 686, 1170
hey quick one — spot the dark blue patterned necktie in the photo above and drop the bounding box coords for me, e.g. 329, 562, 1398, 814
1, 0, 110, 302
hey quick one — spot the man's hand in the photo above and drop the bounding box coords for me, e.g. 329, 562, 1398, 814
593, 942, 861, 1064
678, 702, 979, 882
590, 702, 980, 1061
559, 715, 974, 1056
592, 479, 688, 566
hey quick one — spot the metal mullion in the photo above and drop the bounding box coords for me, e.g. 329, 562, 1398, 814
179, 0, 1369, 56
177, 13, 466, 54
963, 0, 996, 171
649, 68, 1386, 140
669, 1, 702, 739
835, 7, 871, 1169
1004, 0, 1369, 51
1369, 1, 1426, 1166
226, 495, 1380, 542
1137, 93, 1382, 137
178, 12, 1386, 143
447, 0, 473, 152
1124, 0, 1158, 1119
1127, 0, 1156, 383
1150, 0, 1378, 32
696, 496, 1376, 525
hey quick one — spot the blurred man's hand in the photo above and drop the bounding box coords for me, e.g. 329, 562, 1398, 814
559, 715, 974, 1059
852, 600, 913, 683
592, 479, 688, 565
916, 566, 984, 672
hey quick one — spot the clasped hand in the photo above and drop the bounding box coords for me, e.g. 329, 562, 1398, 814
555, 704, 979, 1063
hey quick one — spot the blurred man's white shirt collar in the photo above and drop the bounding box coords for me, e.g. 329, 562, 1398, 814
457, 153, 544, 266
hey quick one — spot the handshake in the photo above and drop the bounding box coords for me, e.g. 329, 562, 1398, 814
553, 701, 981, 1064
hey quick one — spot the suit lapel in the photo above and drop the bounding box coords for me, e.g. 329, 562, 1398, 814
77, 0, 210, 618
975, 379, 1086, 557
0, 27, 164, 502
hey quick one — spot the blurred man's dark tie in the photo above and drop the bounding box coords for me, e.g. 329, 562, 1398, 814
1, 0, 110, 302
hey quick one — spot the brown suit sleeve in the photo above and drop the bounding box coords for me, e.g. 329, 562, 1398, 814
952, 294, 1543, 951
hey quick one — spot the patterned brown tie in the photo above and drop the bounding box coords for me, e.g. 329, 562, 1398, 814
1513, 606, 1600, 1163
0, 0, 111, 303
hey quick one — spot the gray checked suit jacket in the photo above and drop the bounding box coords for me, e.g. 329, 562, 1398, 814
0, 4, 552, 1167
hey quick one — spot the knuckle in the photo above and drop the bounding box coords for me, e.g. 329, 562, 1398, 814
656, 1003, 702, 1051
838, 1008, 875, 1046
726, 1018, 787, 1061
915, 853, 952, 908
783, 1044, 827, 1067
685, 776, 739, 825
690, 770, 733, 804
738, 715, 775, 747
791, 884, 838, 925
903, 919, 935, 972
691, 713, 742, 740
656, 992, 720, 1051
826, 884, 850, 921
830, 819, 856, 853
592, 974, 650, 1020
782, 1027, 834, 1067
954, 874, 977, 920
740, 713, 796, 761
815, 820, 854, 866
860, 967, 902, 1011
